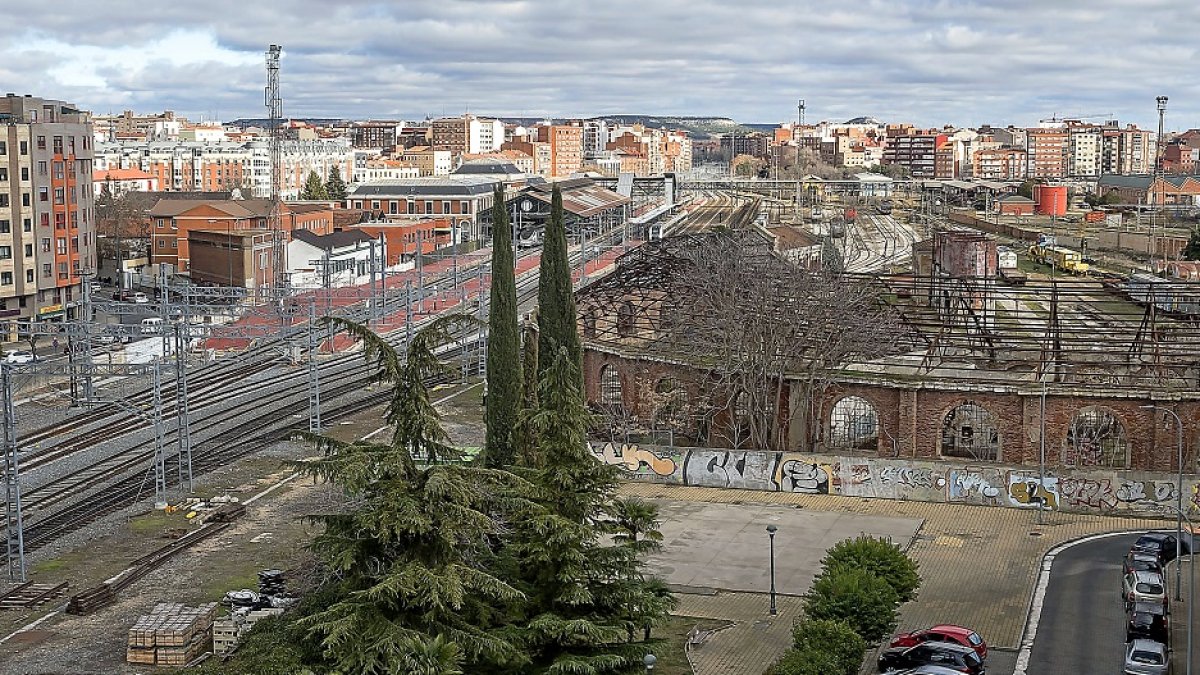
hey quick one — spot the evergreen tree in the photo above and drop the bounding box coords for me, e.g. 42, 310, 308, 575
291, 316, 535, 673
515, 322, 541, 467
484, 186, 522, 468
506, 347, 676, 672
301, 170, 329, 200
536, 186, 582, 388
325, 166, 348, 202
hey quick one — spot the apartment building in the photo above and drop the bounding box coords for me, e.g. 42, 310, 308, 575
882, 132, 946, 178
973, 148, 1028, 180
1067, 123, 1102, 178
430, 115, 504, 155
92, 168, 159, 195
0, 94, 96, 333
536, 124, 583, 177
95, 138, 353, 199
350, 121, 402, 150
1026, 127, 1069, 179
605, 125, 693, 176
397, 147, 454, 177
353, 159, 420, 182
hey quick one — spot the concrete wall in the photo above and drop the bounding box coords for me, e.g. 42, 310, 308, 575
593, 441, 1200, 518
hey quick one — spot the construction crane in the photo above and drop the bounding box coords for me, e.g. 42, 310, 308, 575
1039, 113, 1116, 125
265, 44, 287, 296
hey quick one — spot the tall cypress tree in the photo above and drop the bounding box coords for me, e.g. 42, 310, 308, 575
325, 166, 348, 202
536, 185, 582, 389
483, 186, 521, 468
515, 322, 541, 468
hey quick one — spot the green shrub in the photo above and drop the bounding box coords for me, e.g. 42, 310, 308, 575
765, 647, 832, 675
802, 567, 899, 643
791, 619, 866, 675
820, 535, 921, 603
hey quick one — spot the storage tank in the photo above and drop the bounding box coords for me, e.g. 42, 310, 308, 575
1034, 185, 1068, 216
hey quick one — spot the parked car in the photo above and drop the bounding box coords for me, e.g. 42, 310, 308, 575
132, 292, 150, 304
112, 290, 136, 301
877, 642, 985, 674
1124, 552, 1164, 577
887, 667, 972, 675
1123, 638, 1169, 675
889, 625, 988, 660
1, 350, 36, 364
1127, 601, 1169, 644
1123, 570, 1168, 610
1133, 533, 1189, 564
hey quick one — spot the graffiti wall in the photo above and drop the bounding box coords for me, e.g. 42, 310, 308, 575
589, 442, 1200, 518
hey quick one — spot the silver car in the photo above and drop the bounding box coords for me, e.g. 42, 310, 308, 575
1123, 639, 1169, 675
1124, 570, 1168, 610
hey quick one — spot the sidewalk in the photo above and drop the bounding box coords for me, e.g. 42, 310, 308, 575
619, 483, 1175, 674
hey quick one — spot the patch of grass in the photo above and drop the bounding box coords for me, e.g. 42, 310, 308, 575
127, 510, 188, 535
188, 560, 264, 605
31, 558, 68, 575
655, 616, 733, 675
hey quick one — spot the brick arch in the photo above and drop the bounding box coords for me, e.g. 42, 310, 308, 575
939, 399, 1003, 462
1062, 405, 1132, 468
826, 394, 880, 453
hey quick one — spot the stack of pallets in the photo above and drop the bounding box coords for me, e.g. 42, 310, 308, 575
211, 607, 284, 655
126, 602, 219, 667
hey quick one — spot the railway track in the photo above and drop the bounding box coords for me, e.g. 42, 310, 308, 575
5, 230, 618, 554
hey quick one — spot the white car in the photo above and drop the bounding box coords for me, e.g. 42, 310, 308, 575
132, 292, 150, 304
2, 350, 36, 364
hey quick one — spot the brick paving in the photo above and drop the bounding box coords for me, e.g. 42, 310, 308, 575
620, 483, 1176, 674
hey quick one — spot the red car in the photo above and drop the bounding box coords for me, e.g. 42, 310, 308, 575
889, 625, 987, 660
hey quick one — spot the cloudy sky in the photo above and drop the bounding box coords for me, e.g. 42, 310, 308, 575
2, 0, 1196, 129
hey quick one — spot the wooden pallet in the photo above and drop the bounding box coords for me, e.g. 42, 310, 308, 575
0, 581, 69, 610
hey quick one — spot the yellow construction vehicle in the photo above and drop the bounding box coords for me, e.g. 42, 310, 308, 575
1029, 235, 1089, 275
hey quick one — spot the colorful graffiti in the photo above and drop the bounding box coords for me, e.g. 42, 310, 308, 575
589, 442, 1200, 517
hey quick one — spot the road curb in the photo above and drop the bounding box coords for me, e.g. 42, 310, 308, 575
1013, 528, 1156, 675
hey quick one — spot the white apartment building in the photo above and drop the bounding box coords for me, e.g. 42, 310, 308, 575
468, 117, 505, 154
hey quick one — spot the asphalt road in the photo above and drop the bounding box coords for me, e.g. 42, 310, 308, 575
1025, 531, 1200, 675
1026, 533, 1138, 673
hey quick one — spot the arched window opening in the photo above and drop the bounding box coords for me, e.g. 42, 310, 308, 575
1064, 407, 1129, 468
828, 396, 879, 452
940, 402, 1000, 461
616, 301, 636, 337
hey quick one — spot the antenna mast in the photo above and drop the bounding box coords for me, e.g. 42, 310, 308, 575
265, 45, 286, 294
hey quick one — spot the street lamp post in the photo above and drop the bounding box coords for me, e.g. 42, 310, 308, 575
1143, 404, 1186, 601
766, 524, 778, 616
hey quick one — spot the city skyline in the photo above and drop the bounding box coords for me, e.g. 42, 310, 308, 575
2, 0, 1197, 129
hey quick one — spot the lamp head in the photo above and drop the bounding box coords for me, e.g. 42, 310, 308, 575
643, 653, 657, 670
766, 524, 778, 534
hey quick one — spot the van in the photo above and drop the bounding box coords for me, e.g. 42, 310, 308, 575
140, 317, 163, 335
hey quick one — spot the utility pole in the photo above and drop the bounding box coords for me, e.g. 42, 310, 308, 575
173, 291, 192, 491
1, 364, 26, 581
152, 361, 168, 509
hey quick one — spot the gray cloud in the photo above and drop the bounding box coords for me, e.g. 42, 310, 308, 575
1, 0, 1197, 128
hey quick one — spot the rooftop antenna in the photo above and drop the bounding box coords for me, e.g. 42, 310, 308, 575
798, 99, 806, 127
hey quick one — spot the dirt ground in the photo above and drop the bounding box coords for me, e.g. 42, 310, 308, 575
0, 380, 486, 674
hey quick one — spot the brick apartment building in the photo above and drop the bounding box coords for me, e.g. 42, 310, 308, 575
0, 93, 96, 335
537, 125, 583, 177
1026, 127, 1068, 179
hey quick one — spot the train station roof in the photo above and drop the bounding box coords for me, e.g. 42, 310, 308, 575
521, 178, 629, 218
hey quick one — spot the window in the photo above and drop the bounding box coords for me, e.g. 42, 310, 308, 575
52, 162, 63, 179
21, 193, 29, 207
25, 270, 32, 283
52, 136, 62, 154
53, 187, 64, 205
423, 200, 432, 213
68, 137, 75, 155
171, 239, 177, 249
0, 272, 11, 285
19, 167, 27, 181
41, 264, 51, 278
36, 161, 46, 176
24, 244, 32, 257
156, 218, 165, 229
0, 168, 6, 181
22, 218, 30, 233
39, 213, 48, 227
0, 141, 5, 154
0, 246, 10, 259
0, 195, 6, 207
38, 187, 48, 202
36, 136, 45, 150
0, 220, 8, 234
441, 200, 451, 213
55, 238, 66, 254
461, 200, 470, 214
71, 237, 78, 252
157, 239, 165, 249
40, 238, 49, 253
371, 200, 380, 210
18, 141, 27, 155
